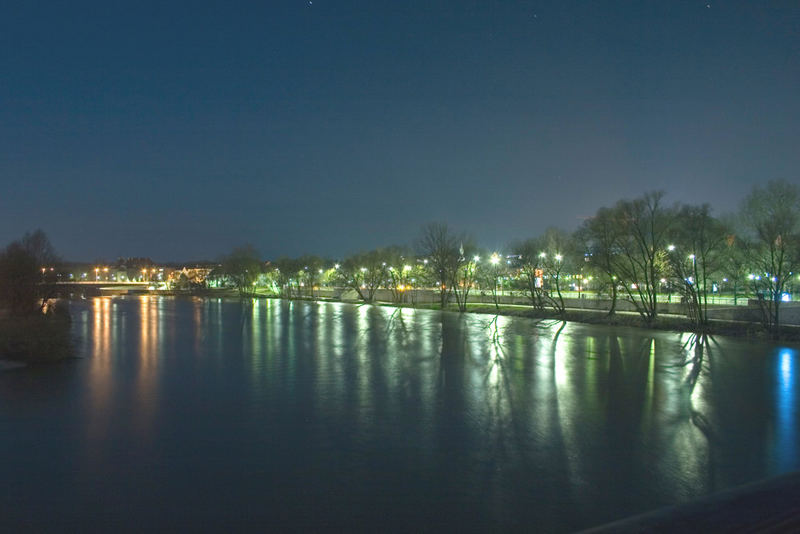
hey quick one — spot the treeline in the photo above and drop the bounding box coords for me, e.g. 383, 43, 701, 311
0, 230, 71, 361
214, 181, 799, 336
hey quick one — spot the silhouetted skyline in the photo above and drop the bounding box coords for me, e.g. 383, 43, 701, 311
2, 1, 798, 260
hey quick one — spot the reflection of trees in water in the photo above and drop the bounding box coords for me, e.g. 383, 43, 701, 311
659, 332, 718, 492
680, 333, 716, 441
482, 314, 530, 455
470, 316, 577, 525
453, 313, 531, 520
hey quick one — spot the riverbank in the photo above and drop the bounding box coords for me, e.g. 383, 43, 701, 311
243, 291, 800, 341
380, 301, 800, 340
133, 288, 800, 341
458, 303, 795, 339
0, 305, 73, 363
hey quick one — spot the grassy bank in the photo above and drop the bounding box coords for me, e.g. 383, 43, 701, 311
0, 305, 73, 362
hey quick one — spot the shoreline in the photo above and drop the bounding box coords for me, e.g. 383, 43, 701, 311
136, 290, 800, 342
0, 306, 73, 364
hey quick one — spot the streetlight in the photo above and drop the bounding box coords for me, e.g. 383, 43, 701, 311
490, 253, 501, 301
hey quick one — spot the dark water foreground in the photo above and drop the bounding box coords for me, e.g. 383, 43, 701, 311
1, 297, 798, 532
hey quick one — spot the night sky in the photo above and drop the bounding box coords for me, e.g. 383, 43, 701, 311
2, 1, 798, 261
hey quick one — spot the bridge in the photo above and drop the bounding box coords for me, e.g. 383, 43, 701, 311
53, 281, 157, 296
56, 281, 151, 286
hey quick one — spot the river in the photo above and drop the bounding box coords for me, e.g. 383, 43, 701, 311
1, 296, 798, 532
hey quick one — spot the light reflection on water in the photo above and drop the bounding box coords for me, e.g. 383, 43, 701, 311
776, 348, 798, 472
1, 296, 798, 532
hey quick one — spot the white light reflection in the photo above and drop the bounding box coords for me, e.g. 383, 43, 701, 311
84, 297, 114, 468
551, 323, 582, 491
134, 296, 159, 442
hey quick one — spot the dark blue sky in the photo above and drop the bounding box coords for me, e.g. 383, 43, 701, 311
2, 1, 798, 261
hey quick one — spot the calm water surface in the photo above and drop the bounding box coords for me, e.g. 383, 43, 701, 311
2, 297, 799, 532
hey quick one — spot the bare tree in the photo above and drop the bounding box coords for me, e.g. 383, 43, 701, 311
382, 246, 416, 304
338, 249, 388, 302
270, 256, 303, 298
476, 251, 508, 310
611, 192, 674, 323
417, 223, 460, 308
739, 180, 800, 335
219, 245, 262, 297
295, 255, 325, 298
511, 238, 547, 310
449, 239, 478, 312
578, 207, 622, 316
0, 230, 61, 315
511, 228, 573, 315
666, 204, 729, 330
539, 227, 574, 316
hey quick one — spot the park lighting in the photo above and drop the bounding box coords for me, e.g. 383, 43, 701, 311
473, 255, 480, 262
555, 254, 562, 261
688, 254, 695, 260
360, 267, 367, 273
490, 253, 500, 265
539, 252, 546, 259
668, 245, 675, 251
334, 264, 340, 269
403, 265, 412, 272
